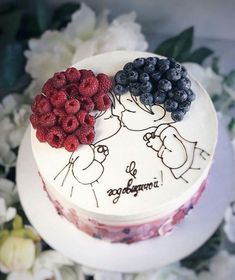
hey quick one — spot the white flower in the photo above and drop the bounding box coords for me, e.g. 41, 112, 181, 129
198, 250, 235, 280
0, 178, 18, 206
0, 236, 36, 273
0, 198, 16, 225
223, 203, 235, 243
183, 63, 223, 96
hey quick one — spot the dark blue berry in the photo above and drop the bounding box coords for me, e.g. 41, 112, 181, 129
169, 57, 176, 66
113, 84, 126, 95
153, 91, 167, 104
158, 59, 170, 72
144, 63, 155, 74
129, 83, 141, 96
158, 79, 172, 92
140, 93, 154, 105
140, 81, 152, 92
180, 66, 187, 78
178, 100, 191, 112
164, 99, 178, 112
167, 91, 174, 99
139, 73, 150, 83
171, 62, 182, 72
166, 68, 181, 81
151, 71, 162, 81
124, 62, 134, 73
146, 57, 158, 65
114, 70, 128, 85
171, 109, 185, 122
127, 70, 138, 82
177, 77, 191, 90
173, 89, 188, 103
133, 58, 145, 68
186, 89, 196, 101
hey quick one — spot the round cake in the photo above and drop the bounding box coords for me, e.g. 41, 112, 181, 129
30, 51, 218, 243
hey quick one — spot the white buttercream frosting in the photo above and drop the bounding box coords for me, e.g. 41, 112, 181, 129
31, 51, 218, 225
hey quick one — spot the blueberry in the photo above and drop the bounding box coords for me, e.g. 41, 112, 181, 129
169, 57, 176, 66
167, 91, 174, 99
129, 83, 141, 96
164, 99, 178, 112
127, 70, 138, 82
146, 57, 158, 65
158, 79, 172, 92
173, 89, 188, 103
166, 68, 181, 81
158, 59, 170, 72
178, 100, 191, 112
180, 66, 187, 78
140, 93, 154, 105
124, 62, 134, 73
113, 84, 127, 95
171, 109, 185, 122
140, 81, 152, 92
133, 57, 145, 68
151, 71, 162, 81
170, 61, 182, 72
114, 70, 128, 85
139, 73, 150, 83
153, 91, 167, 104
177, 77, 191, 90
144, 63, 155, 74
186, 89, 196, 102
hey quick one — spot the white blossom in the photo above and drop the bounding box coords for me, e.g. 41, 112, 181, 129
0, 178, 18, 206
0, 198, 16, 225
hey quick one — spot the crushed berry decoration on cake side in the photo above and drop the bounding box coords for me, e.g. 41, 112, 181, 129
113, 56, 195, 121
30, 67, 112, 152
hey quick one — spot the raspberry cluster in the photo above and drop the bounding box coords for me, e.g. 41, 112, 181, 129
30, 68, 112, 152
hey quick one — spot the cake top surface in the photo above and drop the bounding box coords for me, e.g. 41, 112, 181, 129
31, 51, 218, 223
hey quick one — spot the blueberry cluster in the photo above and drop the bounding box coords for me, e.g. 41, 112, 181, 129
113, 57, 195, 122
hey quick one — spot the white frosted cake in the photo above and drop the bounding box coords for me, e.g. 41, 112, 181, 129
30, 51, 217, 243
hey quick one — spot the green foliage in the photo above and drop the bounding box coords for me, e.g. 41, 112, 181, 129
155, 26, 213, 64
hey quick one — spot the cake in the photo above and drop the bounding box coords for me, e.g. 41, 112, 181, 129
30, 51, 218, 243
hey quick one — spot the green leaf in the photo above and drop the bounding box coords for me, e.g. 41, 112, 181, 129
34, 0, 53, 32
228, 118, 235, 133
155, 37, 178, 58
185, 47, 213, 64
212, 56, 220, 74
224, 70, 235, 87
12, 215, 23, 230
51, 2, 81, 30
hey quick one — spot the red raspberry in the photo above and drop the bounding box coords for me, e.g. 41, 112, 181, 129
80, 69, 94, 79
30, 114, 40, 129
76, 110, 96, 126
52, 72, 66, 89
36, 127, 48, 142
65, 67, 81, 83
47, 126, 65, 148
63, 83, 79, 98
64, 135, 80, 152
76, 125, 95, 144
78, 77, 99, 97
39, 112, 56, 128
65, 99, 80, 114
50, 90, 67, 108
42, 78, 55, 97
78, 96, 94, 112
97, 73, 112, 92
37, 97, 52, 114
31, 95, 43, 112
84, 114, 96, 126
93, 92, 111, 111
62, 115, 79, 133
53, 108, 67, 125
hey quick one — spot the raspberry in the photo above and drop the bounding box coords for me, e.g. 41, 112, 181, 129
42, 78, 55, 97
47, 126, 65, 148
37, 97, 52, 114
39, 112, 56, 128
79, 77, 99, 97
36, 127, 48, 142
50, 90, 67, 108
63, 83, 79, 98
53, 108, 67, 125
31, 95, 43, 112
64, 135, 80, 152
93, 92, 111, 111
97, 73, 112, 92
52, 72, 66, 89
65, 99, 80, 114
78, 96, 94, 112
76, 110, 95, 126
80, 69, 94, 79
30, 114, 40, 129
65, 67, 81, 83
61, 115, 79, 133
76, 125, 95, 144
84, 114, 96, 126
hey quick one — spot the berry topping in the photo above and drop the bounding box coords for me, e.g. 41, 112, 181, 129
76, 110, 88, 124
79, 96, 94, 112
42, 78, 55, 97
173, 89, 188, 103
30, 114, 40, 129
50, 90, 67, 108
143, 63, 155, 74
171, 109, 185, 122
123, 62, 134, 73
65, 99, 80, 114
140, 81, 152, 93
154, 91, 167, 104
127, 70, 138, 82
76, 125, 95, 144
158, 59, 170, 72
140, 93, 154, 105
164, 99, 178, 112
65, 67, 81, 82
63, 83, 80, 98
186, 89, 196, 102
36, 127, 48, 142
129, 83, 141, 96
113, 84, 127, 95
93, 92, 111, 111
52, 72, 66, 89
53, 108, 67, 124
176, 77, 191, 90
37, 98, 52, 114
79, 76, 99, 97
166, 68, 181, 81
158, 79, 172, 92
151, 71, 162, 81
139, 73, 150, 83
47, 126, 65, 148
39, 112, 56, 128
114, 70, 128, 86
146, 57, 158, 65
80, 69, 94, 79
133, 57, 145, 68
97, 73, 112, 92
64, 135, 80, 152
62, 115, 79, 133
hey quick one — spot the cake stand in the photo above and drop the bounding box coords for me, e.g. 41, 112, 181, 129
16, 119, 234, 273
